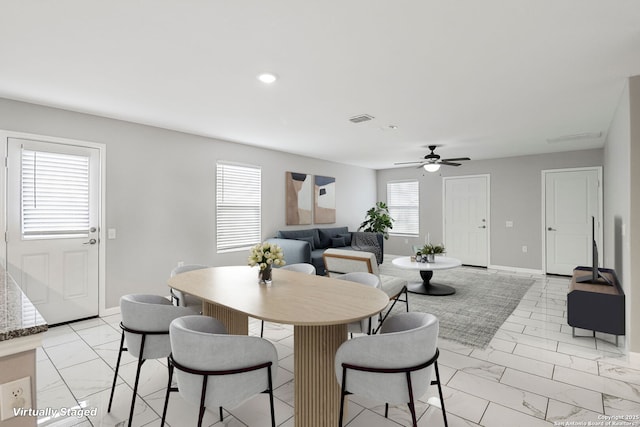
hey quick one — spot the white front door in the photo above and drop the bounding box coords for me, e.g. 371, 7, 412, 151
443, 175, 489, 266
544, 168, 601, 275
6, 138, 100, 324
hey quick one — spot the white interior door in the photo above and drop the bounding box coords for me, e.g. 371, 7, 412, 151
6, 138, 100, 324
443, 175, 489, 266
544, 168, 601, 275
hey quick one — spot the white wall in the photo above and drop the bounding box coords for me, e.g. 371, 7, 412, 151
603, 75, 640, 353
0, 98, 377, 309
377, 149, 603, 271
632, 76, 640, 353
603, 81, 630, 303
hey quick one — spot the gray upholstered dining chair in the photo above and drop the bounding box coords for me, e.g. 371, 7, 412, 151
259, 262, 316, 337
108, 294, 195, 427
334, 312, 448, 427
162, 315, 278, 427
280, 262, 317, 274
169, 264, 208, 311
336, 271, 381, 336
323, 248, 409, 333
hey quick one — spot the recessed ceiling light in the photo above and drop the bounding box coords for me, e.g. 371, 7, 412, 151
257, 73, 278, 84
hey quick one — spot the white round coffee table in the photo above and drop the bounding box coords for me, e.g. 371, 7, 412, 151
391, 256, 462, 296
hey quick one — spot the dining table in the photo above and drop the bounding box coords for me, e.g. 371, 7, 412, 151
167, 265, 389, 427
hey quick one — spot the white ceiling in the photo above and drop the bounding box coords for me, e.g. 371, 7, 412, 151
1, 1, 639, 169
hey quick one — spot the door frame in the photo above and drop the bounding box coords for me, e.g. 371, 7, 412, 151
1, 129, 108, 318
442, 174, 491, 267
541, 166, 603, 275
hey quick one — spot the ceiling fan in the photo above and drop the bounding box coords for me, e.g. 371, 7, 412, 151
394, 145, 471, 172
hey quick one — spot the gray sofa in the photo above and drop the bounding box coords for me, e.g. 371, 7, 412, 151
266, 226, 383, 276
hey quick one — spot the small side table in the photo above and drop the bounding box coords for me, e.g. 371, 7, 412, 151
391, 256, 462, 296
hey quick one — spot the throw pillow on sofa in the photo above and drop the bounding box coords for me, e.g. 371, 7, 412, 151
317, 226, 349, 249
277, 229, 321, 249
330, 236, 346, 248
339, 233, 352, 246
296, 236, 316, 250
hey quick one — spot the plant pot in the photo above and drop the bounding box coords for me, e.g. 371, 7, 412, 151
425, 254, 435, 263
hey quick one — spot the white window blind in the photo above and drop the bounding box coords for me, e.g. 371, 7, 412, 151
21, 149, 90, 238
387, 180, 419, 236
216, 162, 261, 252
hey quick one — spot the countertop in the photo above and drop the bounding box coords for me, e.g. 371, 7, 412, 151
0, 268, 47, 342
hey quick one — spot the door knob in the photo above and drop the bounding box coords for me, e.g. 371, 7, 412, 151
83, 238, 97, 245
478, 225, 486, 229
547, 227, 556, 231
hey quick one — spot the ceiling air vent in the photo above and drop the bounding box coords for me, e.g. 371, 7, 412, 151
349, 114, 375, 124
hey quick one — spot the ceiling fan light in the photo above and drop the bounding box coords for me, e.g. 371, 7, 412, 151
257, 73, 278, 84
423, 163, 441, 172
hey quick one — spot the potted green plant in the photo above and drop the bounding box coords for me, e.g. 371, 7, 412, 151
420, 243, 445, 262
358, 202, 394, 240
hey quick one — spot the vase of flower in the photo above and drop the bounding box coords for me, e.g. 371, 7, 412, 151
419, 243, 445, 263
248, 242, 286, 285
258, 265, 273, 285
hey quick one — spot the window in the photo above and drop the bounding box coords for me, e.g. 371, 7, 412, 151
216, 162, 261, 252
21, 149, 90, 239
387, 180, 419, 236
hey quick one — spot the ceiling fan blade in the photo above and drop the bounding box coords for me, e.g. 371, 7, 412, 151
394, 160, 425, 165
440, 157, 471, 162
439, 161, 462, 166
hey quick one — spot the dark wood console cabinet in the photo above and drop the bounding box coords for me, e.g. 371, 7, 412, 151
567, 267, 625, 345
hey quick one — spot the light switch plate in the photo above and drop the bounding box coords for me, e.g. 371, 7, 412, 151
0, 377, 32, 421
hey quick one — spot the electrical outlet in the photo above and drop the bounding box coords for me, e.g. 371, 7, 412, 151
0, 377, 32, 421
177, 261, 184, 267
107, 228, 117, 239
522, 245, 528, 253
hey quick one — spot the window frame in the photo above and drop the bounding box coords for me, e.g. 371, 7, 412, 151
216, 161, 262, 253
387, 180, 420, 237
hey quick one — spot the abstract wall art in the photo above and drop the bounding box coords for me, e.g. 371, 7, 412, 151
285, 172, 312, 225
314, 175, 336, 224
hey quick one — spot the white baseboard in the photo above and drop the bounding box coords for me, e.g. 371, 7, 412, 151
488, 264, 544, 275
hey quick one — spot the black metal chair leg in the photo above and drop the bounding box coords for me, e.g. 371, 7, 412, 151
384, 403, 389, 418
407, 401, 418, 427
373, 286, 409, 334
260, 320, 265, 337
406, 371, 418, 427
219, 406, 223, 422
128, 358, 145, 427
127, 334, 147, 427
338, 367, 347, 427
267, 367, 276, 427
197, 375, 209, 427
434, 361, 449, 427
108, 330, 125, 412
161, 360, 174, 426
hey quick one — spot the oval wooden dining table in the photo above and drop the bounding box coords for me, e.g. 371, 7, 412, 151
168, 265, 389, 427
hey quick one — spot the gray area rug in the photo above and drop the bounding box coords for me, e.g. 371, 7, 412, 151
380, 256, 535, 349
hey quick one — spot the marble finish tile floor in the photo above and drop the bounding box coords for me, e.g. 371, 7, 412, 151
35, 267, 640, 426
